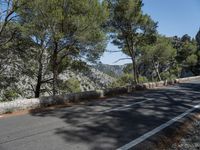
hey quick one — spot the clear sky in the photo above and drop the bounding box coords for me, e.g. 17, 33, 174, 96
100, 0, 200, 65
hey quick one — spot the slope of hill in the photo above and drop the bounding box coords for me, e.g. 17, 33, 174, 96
1, 63, 124, 102
92, 63, 127, 77
0, 65, 116, 101
60, 67, 116, 92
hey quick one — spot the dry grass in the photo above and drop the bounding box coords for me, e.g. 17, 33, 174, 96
152, 113, 200, 150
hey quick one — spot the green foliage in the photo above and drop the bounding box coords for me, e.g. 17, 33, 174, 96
109, 73, 149, 88
16, 0, 109, 95
196, 29, 200, 48
162, 61, 182, 80
160, 72, 177, 81
59, 78, 81, 93
19, 0, 109, 60
109, 73, 148, 87
170, 64, 182, 78
142, 36, 176, 64
108, 0, 157, 83
123, 64, 132, 74
174, 34, 197, 65
1, 0, 200, 102
141, 35, 176, 81
192, 29, 200, 75
0, 89, 20, 102
109, 74, 134, 87
172, 33, 199, 75
186, 54, 198, 66
138, 76, 148, 83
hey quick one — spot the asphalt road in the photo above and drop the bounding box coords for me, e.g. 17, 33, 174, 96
0, 80, 200, 150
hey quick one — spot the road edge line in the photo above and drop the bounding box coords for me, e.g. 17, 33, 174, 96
117, 104, 200, 150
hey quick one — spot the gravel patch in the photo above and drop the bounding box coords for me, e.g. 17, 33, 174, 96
168, 120, 200, 150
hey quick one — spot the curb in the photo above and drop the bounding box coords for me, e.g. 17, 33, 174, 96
0, 76, 200, 115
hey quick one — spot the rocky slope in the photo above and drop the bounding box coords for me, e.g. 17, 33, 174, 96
60, 67, 116, 92
0, 64, 117, 101
92, 63, 127, 77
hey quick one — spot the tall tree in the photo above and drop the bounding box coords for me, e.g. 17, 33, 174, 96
18, 0, 109, 96
141, 35, 176, 81
193, 29, 200, 75
0, 0, 32, 100
108, 0, 157, 84
0, 0, 26, 45
196, 29, 200, 47
0, 0, 24, 74
173, 34, 198, 75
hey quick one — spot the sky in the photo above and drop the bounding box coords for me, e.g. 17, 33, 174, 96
100, 0, 200, 65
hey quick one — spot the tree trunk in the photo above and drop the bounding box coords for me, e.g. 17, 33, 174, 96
34, 70, 42, 98
156, 69, 162, 81
52, 42, 58, 96
132, 58, 138, 84
125, 37, 139, 84
35, 48, 44, 98
136, 64, 139, 83
153, 61, 162, 81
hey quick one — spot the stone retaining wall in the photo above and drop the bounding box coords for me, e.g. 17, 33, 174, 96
1, 76, 200, 115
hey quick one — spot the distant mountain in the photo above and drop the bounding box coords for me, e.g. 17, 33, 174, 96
92, 63, 127, 77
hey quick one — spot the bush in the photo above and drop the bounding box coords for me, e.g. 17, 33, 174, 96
138, 76, 149, 83
109, 74, 134, 88
160, 72, 177, 80
0, 89, 19, 102
59, 77, 81, 93
186, 54, 198, 66
109, 74, 150, 88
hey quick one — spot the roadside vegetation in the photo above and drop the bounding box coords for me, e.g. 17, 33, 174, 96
166, 120, 200, 150
0, 0, 200, 101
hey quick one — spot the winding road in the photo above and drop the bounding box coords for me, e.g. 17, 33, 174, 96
0, 80, 200, 150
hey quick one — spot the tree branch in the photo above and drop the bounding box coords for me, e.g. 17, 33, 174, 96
41, 78, 53, 84
105, 50, 121, 53
114, 57, 131, 63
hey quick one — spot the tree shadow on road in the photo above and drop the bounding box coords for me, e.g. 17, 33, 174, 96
29, 82, 200, 150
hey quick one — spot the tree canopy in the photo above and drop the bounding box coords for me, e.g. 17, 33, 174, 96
0, 0, 199, 101
108, 0, 157, 83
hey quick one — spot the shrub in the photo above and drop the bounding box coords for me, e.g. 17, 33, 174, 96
0, 89, 19, 102
59, 78, 81, 93
109, 74, 134, 88
160, 72, 177, 81
138, 76, 149, 83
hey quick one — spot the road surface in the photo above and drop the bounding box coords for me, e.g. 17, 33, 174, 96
0, 80, 200, 150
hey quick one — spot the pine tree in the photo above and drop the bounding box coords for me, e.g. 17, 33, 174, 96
141, 36, 176, 81
18, 0, 109, 96
108, 0, 157, 84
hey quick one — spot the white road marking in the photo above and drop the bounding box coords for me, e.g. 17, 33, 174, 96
0, 116, 3, 118
101, 99, 153, 114
117, 104, 200, 150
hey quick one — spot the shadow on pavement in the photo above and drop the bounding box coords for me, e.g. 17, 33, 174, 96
29, 81, 200, 150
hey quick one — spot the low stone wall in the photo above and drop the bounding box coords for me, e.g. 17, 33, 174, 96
104, 87, 128, 96
0, 98, 40, 115
1, 76, 200, 115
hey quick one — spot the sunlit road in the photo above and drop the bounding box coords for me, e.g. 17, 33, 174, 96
0, 80, 200, 150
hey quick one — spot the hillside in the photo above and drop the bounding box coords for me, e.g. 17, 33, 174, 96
0, 65, 116, 101
60, 67, 116, 92
92, 64, 127, 77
